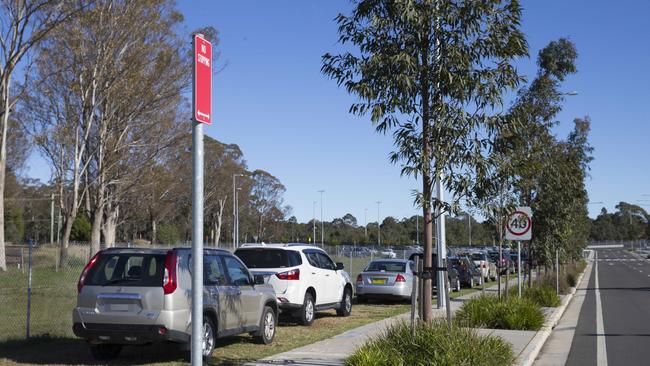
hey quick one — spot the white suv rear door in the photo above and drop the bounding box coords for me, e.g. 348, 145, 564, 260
314, 252, 343, 304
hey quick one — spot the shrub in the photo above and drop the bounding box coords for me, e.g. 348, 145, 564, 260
565, 261, 586, 287
524, 284, 560, 307
346, 320, 514, 366
456, 294, 545, 331
157, 224, 180, 245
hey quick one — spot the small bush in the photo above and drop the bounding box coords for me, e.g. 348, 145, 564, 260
524, 284, 561, 307
565, 261, 586, 287
346, 320, 514, 366
456, 294, 545, 331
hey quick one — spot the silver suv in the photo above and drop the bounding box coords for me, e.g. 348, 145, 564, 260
72, 247, 277, 360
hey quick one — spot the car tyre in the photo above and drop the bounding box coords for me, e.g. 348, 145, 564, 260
202, 316, 217, 359
453, 278, 461, 292
298, 292, 315, 326
337, 288, 352, 317
470, 277, 475, 288
89, 344, 122, 360
253, 306, 276, 344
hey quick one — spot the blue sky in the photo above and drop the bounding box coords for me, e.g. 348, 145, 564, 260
26, 0, 650, 223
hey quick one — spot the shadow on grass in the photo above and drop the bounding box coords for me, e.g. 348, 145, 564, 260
0, 335, 188, 365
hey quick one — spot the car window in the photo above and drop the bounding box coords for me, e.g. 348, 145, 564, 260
204, 255, 227, 286
223, 256, 252, 286
235, 248, 302, 268
304, 251, 320, 268
366, 261, 406, 272
316, 252, 336, 270
86, 253, 166, 287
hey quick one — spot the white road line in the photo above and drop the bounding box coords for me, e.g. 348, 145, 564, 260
595, 252, 608, 366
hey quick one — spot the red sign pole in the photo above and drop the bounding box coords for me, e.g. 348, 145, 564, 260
191, 33, 211, 366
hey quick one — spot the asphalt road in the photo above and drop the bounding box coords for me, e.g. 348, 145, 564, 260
567, 248, 650, 366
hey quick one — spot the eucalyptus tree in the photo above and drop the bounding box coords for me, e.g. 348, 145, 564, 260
0, 0, 84, 270
322, 0, 527, 321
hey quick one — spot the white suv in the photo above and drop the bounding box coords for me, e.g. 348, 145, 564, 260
234, 244, 352, 325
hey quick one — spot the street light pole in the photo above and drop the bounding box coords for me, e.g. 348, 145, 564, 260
376, 201, 381, 247
236, 187, 242, 246
313, 201, 317, 244
416, 214, 419, 245
364, 208, 368, 240
50, 194, 55, 245
318, 190, 325, 247
233, 173, 243, 249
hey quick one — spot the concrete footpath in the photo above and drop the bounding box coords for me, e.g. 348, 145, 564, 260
247, 278, 535, 366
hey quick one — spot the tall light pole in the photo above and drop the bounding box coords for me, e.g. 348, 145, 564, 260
236, 187, 242, 247
318, 190, 325, 247
233, 173, 243, 249
376, 201, 381, 247
313, 201, 317, 244
435, 176, 447, 310
364, 208, 368, 240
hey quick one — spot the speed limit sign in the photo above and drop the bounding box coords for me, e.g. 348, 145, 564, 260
505, 206, 532, 241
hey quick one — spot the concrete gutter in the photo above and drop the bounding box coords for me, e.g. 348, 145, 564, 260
515, 258, 591, 366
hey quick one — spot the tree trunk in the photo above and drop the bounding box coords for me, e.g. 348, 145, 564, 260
90, 209, 102, 256
60, 211, 75, 266
0, 78, 9, 271
103, 203, 118, 248
214, 197, 226, 247
151, 217, 157, 245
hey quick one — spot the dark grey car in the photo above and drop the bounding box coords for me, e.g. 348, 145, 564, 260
73, 247, 277, 360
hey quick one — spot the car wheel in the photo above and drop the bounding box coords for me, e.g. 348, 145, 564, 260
202, 316, 217, 359
470, 277, 475, 288
89, 344, 122, 360
337, 288, 352, 317
298, 292, 315, 326
253, 306, 276, 344
454, 278, 461, 292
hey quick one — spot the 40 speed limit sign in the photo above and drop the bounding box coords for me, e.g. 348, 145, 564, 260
505, 206, 532, 241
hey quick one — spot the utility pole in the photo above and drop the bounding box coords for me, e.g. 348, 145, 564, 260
233, 173, 243, 249
50, 194, 55, 245
318, 190, 325, 247
236, 187, 242, 246
313, 201, 317, 244
364, 208, 368, 240
376, 201, 381, 247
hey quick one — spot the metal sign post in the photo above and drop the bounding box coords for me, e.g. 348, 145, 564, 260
505, 207, 532, 299
191, 33, 212, 365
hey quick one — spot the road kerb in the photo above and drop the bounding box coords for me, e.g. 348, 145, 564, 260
515, 261, 592, 366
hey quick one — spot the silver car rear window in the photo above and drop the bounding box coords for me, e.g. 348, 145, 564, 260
86, 253, 166, 287
366, 261, 406, 272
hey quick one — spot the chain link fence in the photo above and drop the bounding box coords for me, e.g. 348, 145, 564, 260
0, 243, 92, 341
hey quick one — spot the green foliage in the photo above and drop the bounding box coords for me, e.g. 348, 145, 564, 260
590, 204, 649, 241
456, 294, 545, 331
346, 320, 514, 366
524, 284, 560, 307
322, 0, 528, 217
157, 224, 180, 245
70, 216, 91, 242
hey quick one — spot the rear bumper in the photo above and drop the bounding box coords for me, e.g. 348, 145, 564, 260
72, 322, 189, 345
355, 284, 411, 298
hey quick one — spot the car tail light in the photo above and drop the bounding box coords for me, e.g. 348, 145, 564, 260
78, 251, 102, 293
356, 274, 363, 283
276, 268, 300, 280
396, 274, 406, 282
163, 250, 178, 294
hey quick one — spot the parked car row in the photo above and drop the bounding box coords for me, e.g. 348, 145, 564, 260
73, 244, 353, 360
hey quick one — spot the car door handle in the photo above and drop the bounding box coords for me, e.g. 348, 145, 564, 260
311, 272, 316, 275
325, 274, 330, 277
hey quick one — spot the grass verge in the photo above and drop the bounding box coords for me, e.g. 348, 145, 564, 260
346, 320, 514, 366
456, 294, 544, 331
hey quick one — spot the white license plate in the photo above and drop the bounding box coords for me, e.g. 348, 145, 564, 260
110, 304, 129, 312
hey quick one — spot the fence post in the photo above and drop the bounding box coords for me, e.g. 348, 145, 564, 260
555, 249, 559, 295
349, 250, 353, 280
26, 239, 33, 339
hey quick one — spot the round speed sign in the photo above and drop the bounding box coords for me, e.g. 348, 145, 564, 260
505, 207, 532, 240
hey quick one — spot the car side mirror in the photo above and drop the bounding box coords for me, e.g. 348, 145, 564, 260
253, 274, 265, 285
336, 262, 344, 270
